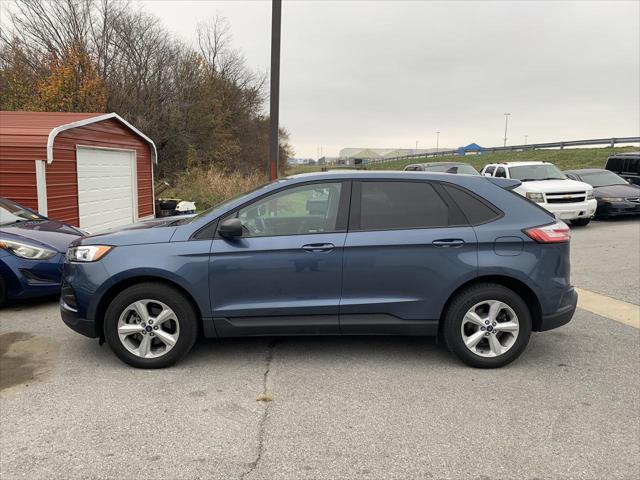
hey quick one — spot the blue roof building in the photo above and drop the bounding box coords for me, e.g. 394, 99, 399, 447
457, 143, 484, 155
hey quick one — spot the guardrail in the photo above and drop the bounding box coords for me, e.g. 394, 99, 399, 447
359, 136, 640, 165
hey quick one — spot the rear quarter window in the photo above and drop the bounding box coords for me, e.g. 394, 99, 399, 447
442, 184, 501, 225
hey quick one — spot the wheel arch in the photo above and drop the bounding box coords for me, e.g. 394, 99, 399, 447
440, 275, 543, 331
94, 275, 204, 340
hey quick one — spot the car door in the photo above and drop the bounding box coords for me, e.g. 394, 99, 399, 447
209, 180, 350, 336
340, 180, 478, 335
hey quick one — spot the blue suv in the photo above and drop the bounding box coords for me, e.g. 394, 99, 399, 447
60, 172, 577, 368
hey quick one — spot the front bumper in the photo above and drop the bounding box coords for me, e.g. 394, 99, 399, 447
596, 199, 640, 217
58, 259, 113, 338
60, 296, 99, 338
537, 287, 577, 331
542, 199, 597, 221
0, 251, 64, 300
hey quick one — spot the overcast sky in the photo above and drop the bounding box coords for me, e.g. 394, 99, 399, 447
143, 0, 640, 158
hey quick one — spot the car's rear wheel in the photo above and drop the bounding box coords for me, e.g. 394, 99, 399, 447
103, 283, 198, 368
442, 283, 532, 368
571, 218, 591, 227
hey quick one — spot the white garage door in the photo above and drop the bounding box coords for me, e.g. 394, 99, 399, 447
77, 147, 137, 232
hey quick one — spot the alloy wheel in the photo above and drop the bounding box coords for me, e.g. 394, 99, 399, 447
117, 299, 180, 359
460, 300, 520, 358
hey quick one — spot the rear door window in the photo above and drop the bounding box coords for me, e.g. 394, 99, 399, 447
353, 181, 451, 230
495, 167, 507, 178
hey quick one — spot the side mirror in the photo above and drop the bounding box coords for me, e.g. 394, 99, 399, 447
483, 172, 492, 177
218, 218, 243, 238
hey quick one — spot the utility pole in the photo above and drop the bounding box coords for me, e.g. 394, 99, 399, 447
524, 134, 528, 146
268, 0, 282, 180
436, 131, 440, 153
415, 140, 418, 154
503, 113, 511, 147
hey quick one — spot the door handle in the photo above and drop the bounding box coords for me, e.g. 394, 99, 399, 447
302, 243, 335, 252
432, 238, 465, 248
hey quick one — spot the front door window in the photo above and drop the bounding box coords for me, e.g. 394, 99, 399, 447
224, 182, 343, 237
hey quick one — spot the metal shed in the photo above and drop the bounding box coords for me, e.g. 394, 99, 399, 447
0, 111, 156, 232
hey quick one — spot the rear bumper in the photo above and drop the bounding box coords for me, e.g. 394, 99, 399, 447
543, 199, 597, 221
537, 287, 577, 331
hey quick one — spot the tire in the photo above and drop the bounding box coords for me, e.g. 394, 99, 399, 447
0, 276, 6, 308
571, 218, 591, 227
442, 283, 532, 368
103, 283, 199, 368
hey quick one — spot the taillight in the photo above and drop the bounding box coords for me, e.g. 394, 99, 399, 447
524, 221, 571, 243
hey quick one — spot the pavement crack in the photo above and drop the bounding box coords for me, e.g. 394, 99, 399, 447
240, 339, 280, 480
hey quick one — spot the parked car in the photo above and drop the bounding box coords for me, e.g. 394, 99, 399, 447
0, 197, 85, 305
564, 169, 640, 218
605, 152, 640, 185
404, 162, 479, 175
60, 171, 577, 369
480, 161, 596, 226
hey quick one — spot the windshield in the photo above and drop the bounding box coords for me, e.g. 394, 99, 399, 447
509, 164, 565, 181
424, 164, 479, 175
579, 171, 628, 187
0, 198, 45, 226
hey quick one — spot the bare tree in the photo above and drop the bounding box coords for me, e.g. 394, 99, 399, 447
0, 0, 292, 179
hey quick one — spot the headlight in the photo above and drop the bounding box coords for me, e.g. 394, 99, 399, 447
600, 197, 624, 202
0, 238, 56, 260
586, 190, 595, 200
66, 245, 112, 262
526, 192, 545, 203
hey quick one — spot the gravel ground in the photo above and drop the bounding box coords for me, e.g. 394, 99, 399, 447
1, 218, 639, 480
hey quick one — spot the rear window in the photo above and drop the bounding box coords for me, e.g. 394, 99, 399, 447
356, 181, 450, 230
442, 184, 501, 224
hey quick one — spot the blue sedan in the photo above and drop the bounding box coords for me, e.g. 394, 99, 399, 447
60, 171, 577, 369
0, 198, 85, 305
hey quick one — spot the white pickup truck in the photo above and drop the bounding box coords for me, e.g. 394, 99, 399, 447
480, 161, 597, 226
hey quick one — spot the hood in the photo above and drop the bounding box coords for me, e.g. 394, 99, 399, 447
594, 183, 640, 198
0, 219, 84, 253
520, 178, 592, 192
78, 217, 182, 247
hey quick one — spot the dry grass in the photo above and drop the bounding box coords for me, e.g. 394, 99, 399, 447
166, 167, 269, 211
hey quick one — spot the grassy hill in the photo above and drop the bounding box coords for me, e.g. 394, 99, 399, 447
287, 146, 637, 175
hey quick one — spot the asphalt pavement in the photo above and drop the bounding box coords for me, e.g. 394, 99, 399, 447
1, 218, 639, 480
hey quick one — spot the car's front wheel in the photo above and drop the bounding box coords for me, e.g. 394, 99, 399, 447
103, 283, 199, 368
442, 283, 532, 368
